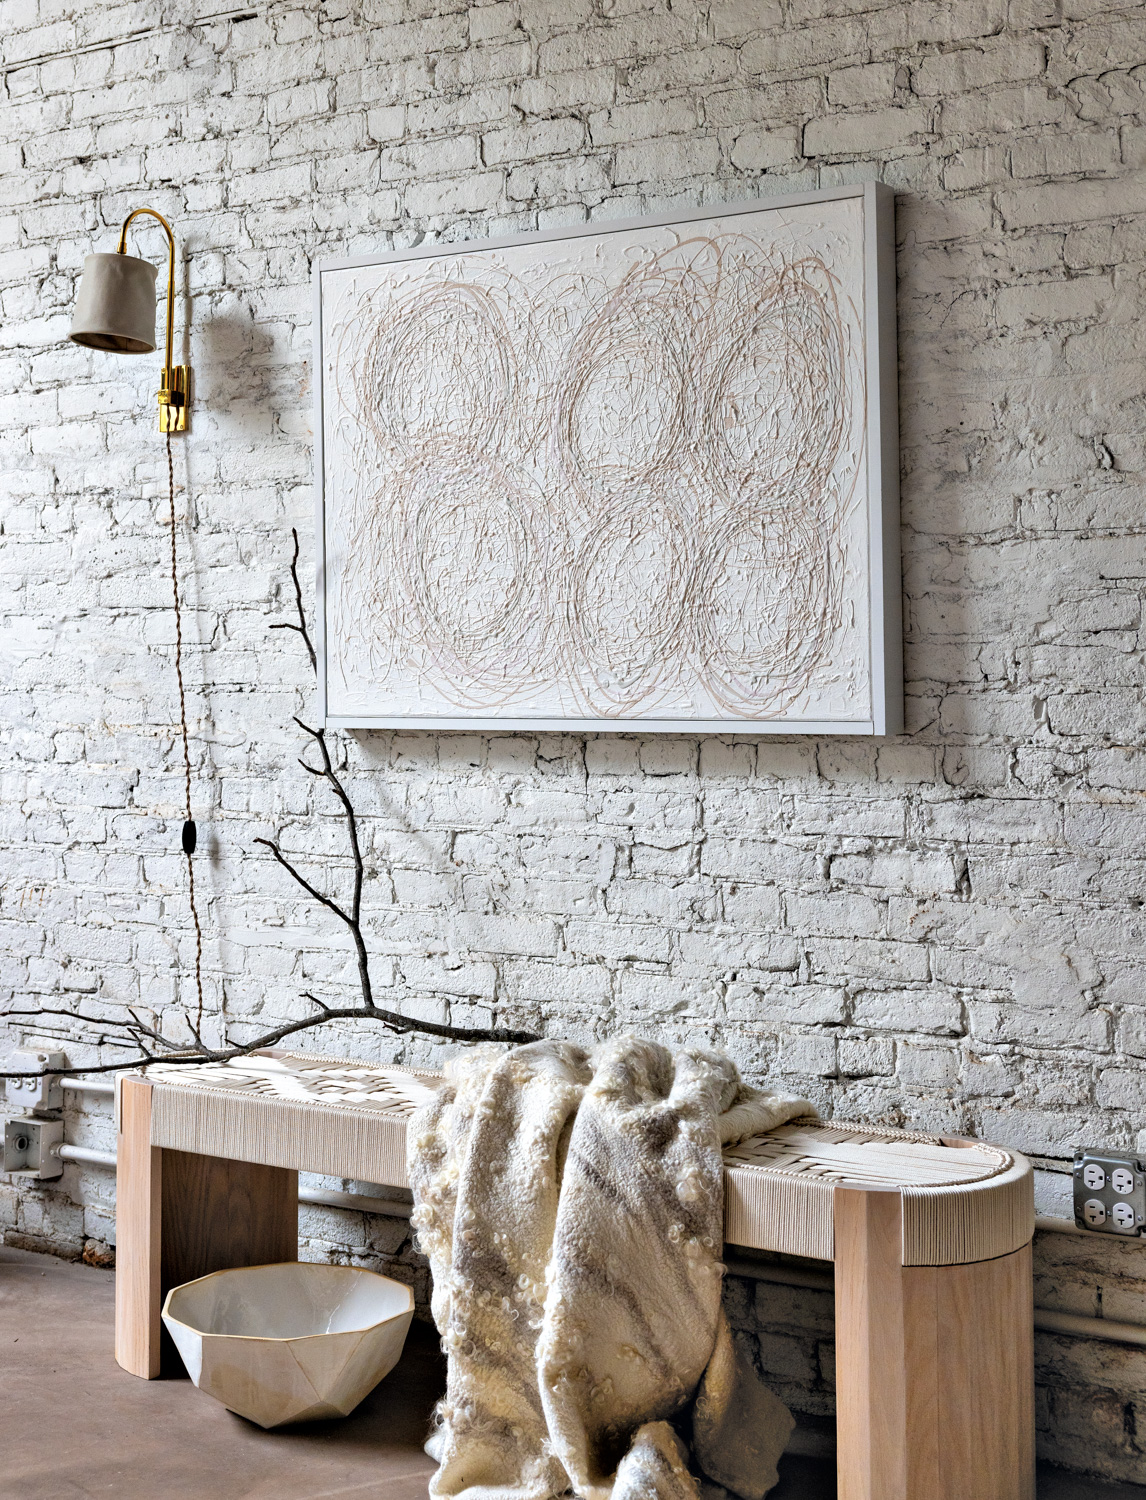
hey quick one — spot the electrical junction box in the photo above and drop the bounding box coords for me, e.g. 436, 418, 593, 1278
3, 1116, 63, 1179
4, 1050, 65, 1115
1074, 1149, 1146, 1236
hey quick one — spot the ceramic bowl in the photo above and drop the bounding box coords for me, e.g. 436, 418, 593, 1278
161, 1261, 415, 1428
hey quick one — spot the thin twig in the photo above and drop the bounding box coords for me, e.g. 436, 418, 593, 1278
254, 721, 374, 1009
254, 837, 353, 927
268, 527, 317, 672
294, 721, 364, 923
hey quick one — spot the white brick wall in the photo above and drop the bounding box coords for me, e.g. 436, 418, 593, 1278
2, 0, 1145, 1478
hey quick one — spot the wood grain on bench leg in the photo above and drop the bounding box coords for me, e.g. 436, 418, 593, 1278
835, 1180, 1036, 1500
158, 1151, 299, 1375
923, 1244, 1036, 1500
834, 1184, 909, 1500
159, 1150, 298, 1288
115, 1077, 162, 1379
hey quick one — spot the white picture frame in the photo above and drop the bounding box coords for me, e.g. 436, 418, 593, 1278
313, 180, 900, 736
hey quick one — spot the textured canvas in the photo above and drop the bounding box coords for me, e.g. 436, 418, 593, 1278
316, 188, 897, 732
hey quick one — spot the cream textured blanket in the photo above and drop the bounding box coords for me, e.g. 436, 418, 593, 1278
408, 1037, 814, 1500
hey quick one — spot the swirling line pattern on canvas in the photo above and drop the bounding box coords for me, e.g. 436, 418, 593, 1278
329, 230, 865, 721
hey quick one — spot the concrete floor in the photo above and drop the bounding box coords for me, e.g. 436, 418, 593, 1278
2, 1245, 1142, 1500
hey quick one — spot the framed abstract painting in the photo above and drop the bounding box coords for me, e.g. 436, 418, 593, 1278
314, 181, 900, 735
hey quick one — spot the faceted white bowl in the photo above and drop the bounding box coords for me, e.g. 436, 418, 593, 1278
161, 1262, 415, 1429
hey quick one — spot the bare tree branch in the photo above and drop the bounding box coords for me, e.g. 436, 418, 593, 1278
268, 527, 317, 671
0, 527, 543, 1083
1, 996, 538, 1079
253, 836, 354, 928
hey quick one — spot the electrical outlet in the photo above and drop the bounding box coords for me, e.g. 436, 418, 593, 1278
1073, 1148, 1146, 1237
3, 1116, 63, 1179
4, 1050, 65, 1115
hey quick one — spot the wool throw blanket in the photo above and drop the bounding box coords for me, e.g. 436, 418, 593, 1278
408, 1037, 815, 1500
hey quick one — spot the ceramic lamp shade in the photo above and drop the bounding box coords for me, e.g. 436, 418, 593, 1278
70, 252, 158, 354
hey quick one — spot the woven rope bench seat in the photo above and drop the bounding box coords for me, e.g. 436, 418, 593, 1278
129, 1048, 1033, 1269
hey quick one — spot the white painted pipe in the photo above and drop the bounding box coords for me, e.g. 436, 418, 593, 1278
728, 1255, 1146, 1349
1033, 1307, 1146, 1349
298, 1186, 413, 1220
1035, 1214, 1089, 1237
51, 1145, 416, 1222
61, 1079, 116, 1099
55, 1143, 118, 1167
724, 1256, 833, 1291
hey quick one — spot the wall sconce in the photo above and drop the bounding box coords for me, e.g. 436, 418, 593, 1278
68, 208, 204, 1023
69, 207, 190, 432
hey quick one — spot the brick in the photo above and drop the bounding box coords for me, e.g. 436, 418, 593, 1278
785, 890, 884, 939
726, 984, 845, 1026
482, 116, 585, 166
613, 135, 721, 185
730, 127, 800, 172
404, 171, 503, 218
811, 939, 931, 984
706, 81, 824, 130
999, 175, 1146, 228
564, 919, 670, 963
366, 105, 406, 142
948, 81, 1068, 135
1095, 1067, 1146, 1112
804, 107, 929, 157
852, 989, 962, 1035
379, 134, 480, 182
450, 912, 560, 957
625, 46, 738, 98
267, 81, 334, 125
779, 1031, 837, 1077
898, 1041, 959, 1087
500, 958, 613, 1006
741, 16, 867, 76
588, 98, 697, 148
912, 41, 1046, 96
228, 163, 313, 205
508, 157, 611, 202
997, 276, 1108, 328
711, 0, 783, 40
827, 63, 898, 108
515, 68, 616, 117
1010, 130, 1119, 179
838, 1037, 895, 1077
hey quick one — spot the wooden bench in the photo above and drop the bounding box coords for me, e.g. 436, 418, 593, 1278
115, 1050, 1036, 1500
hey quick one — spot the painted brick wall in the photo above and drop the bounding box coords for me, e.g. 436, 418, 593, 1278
1, 0, 1145, 1479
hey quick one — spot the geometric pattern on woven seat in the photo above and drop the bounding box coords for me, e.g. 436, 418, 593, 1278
723, 1122, 1013, 1189
145, 1054, 1010, 1181
144, 1049, 439, 1115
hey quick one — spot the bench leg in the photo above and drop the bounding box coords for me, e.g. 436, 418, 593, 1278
835, 1184, 909, 1498
834, 1183, 1035, 1500
115, 1078, 163, 1378
115, 1077, 300, 1379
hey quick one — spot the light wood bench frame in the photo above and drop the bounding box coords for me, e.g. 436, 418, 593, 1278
115, 1069, 1036, 1500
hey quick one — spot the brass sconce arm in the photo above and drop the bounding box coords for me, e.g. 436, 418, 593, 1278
70, 206, 191, 432
116, 207, 189, 433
